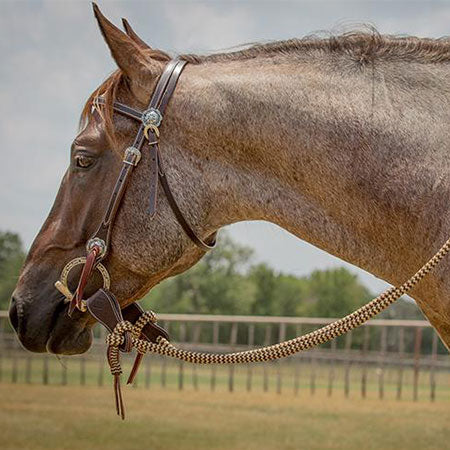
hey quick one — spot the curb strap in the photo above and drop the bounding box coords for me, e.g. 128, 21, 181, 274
85, 289, 169, 419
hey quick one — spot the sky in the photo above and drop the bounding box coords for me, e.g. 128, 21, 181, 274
1, 0, 450, 293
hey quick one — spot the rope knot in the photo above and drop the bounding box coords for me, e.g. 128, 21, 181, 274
106, 320, 133, 349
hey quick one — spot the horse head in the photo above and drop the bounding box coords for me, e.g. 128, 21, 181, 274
9, 5, 215, 354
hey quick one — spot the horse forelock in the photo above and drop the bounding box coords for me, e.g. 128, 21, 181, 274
80, 49, 171, 148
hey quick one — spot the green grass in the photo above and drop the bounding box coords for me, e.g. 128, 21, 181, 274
0, 383, 449, 450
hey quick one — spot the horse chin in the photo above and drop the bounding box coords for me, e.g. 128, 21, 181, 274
10, 293, 94, 355
45, 304, 94, 355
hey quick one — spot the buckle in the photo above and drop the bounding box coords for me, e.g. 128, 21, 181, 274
123, 146, 142, 166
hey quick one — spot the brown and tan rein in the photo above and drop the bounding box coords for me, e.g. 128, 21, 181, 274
54, 59, 450, 419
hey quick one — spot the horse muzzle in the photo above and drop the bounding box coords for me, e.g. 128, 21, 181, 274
9, 290, 94, 355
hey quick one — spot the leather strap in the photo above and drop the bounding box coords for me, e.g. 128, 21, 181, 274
86, 289, 169, 345
86, 289, 132, 352
92, 59, 216, 253
72, 59, 215, 315
158, 160, 216, 251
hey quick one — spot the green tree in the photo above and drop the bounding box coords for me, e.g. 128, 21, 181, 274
300, 267, 372, 318
0, 231, 25, 309
249, 263, 277, 315
142, 233, 255, 315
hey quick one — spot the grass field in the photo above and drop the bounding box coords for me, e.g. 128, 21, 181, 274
1, 383, 449, 450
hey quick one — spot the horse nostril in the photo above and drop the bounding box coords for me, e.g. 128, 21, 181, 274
9, 296, 20, 332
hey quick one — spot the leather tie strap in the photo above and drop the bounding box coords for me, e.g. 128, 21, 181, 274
85, 289, 169, 419
69, 245, 100, 315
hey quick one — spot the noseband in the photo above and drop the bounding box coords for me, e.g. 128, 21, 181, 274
55, 59, 215, 315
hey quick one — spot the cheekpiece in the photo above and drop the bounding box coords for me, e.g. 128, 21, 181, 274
142, 108, 163, 128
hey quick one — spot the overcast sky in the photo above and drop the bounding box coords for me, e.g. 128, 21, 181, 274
1, 0, 449, 293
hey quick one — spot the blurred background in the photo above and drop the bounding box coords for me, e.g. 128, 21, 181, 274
1, 1, 449, 449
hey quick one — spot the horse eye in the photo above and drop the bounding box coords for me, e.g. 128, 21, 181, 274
75, 154, 95, 169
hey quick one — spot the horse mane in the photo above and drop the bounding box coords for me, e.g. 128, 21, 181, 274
182, 28, 450, 64
81, 28, 450, 143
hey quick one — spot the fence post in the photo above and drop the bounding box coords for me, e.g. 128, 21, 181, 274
178, 322, 185, 391
210, 322, 219, 392
228, 322, 238, 393
43, 356, 49, 385
97, 327, 105, 387
430, 331, 438, 402
61, 359, 67, 386
263, 325, 272, 393
161, 321, 169, 388
396, 327, 405, 400
378, 326, 387, 400
294, 325, 302, 396
192, 323, 201, 390
145, 357, 151, 389
11, 353, 18, 383
277, 323, 286, 395
309, 349, 316, 396
413, 327, 422, 402
246, 323, 255, 392
80, 356, 86, 386
361, 326, 369, 399
327, 338, 337, 397
344, 330, 353, 398
26, 355, 32, 384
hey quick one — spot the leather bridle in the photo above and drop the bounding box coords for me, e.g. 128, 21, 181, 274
55, 59, 215, 317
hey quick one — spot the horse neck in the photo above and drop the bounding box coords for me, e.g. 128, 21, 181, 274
166, 54, 450, 285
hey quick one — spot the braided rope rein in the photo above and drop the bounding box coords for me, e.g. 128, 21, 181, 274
107, 237, 450, 367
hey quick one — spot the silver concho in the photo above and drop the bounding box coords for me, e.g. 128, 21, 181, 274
86, 237, 107, 258
142, 108, 163, 127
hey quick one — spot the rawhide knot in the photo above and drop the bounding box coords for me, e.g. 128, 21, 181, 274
106, 320, 134, 352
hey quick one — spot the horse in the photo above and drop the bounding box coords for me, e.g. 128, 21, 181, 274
9, 4, 450, 355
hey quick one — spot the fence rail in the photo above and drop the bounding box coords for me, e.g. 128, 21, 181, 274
1, 311, 448, 401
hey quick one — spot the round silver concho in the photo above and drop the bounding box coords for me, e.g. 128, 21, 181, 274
86, 237, 107, 258
142, 108, 163, 128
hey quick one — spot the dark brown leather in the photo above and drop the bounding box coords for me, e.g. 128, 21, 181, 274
122, 302, 169, 342
147, 143, 159, 216
86, 289, 169, 344
86, 289, 132, 352
69, 245, 100, 316
158, 160, 216, 251
96, 97, 141, 121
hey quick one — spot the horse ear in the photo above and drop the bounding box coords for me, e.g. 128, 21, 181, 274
122, 18, 151, 50
93, 4, 157, 81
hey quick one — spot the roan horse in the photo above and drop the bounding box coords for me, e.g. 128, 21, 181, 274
9, 5, 450, 355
